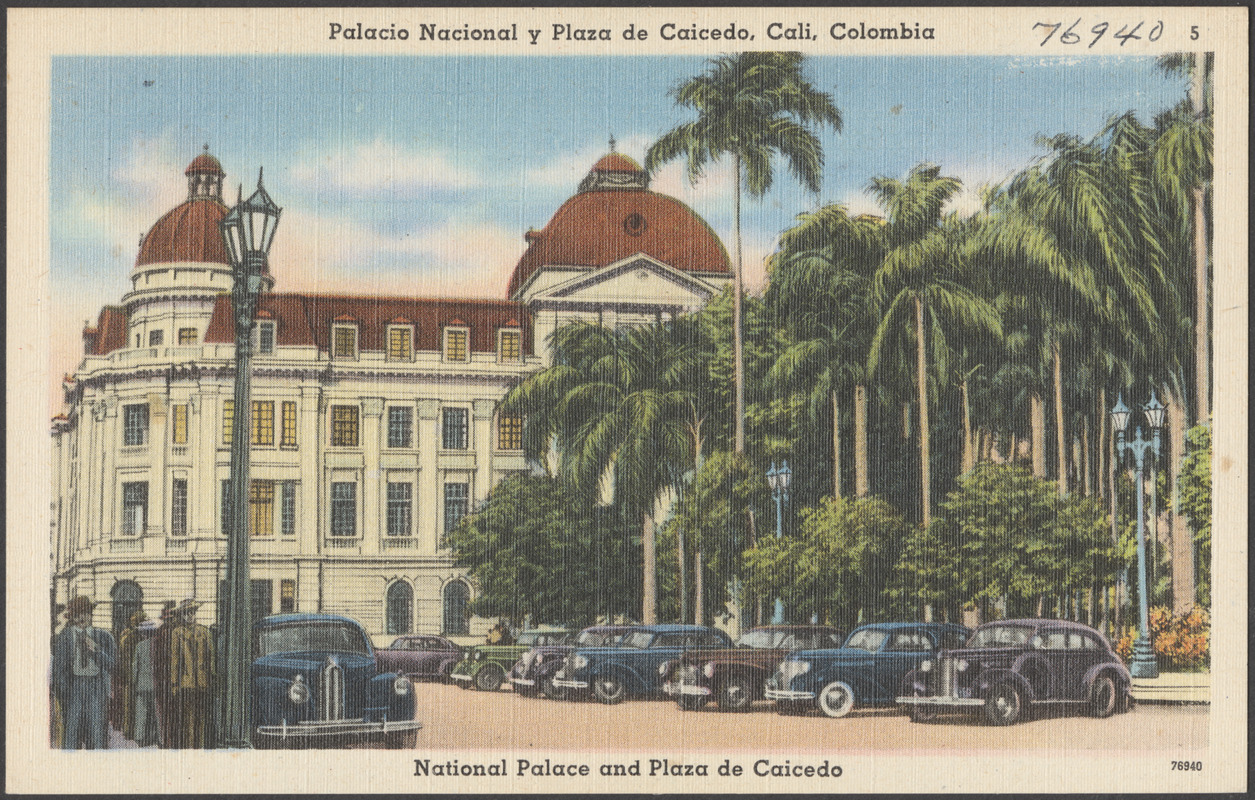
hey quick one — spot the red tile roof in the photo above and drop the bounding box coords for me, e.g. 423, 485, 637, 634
82, 306, 128, 356
507, 188, 730, 298
592, 152, 644, 173
185, 153, 224, 175
203, 293, 533, 355
135, 198, 231, 267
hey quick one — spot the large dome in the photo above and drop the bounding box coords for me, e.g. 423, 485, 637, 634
507, 152, 730, 298
134, 149, 231, 268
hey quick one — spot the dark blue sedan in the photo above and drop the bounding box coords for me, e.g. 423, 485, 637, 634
551, 624, 733, 704
251, 613, 422, 748
765, 622, 970, 718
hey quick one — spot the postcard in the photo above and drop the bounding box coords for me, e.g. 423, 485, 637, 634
6, 6, 1247, 794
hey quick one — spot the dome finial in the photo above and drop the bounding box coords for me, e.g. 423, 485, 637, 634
608, 134, 616, 152
203, 143, 210, 153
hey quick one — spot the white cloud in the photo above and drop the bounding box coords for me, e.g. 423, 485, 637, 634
288, 137, 481, 196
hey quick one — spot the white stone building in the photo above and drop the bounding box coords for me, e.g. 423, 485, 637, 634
51, 147, 730, 642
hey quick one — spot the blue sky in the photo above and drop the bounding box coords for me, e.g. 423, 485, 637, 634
50, 54, 1187, 392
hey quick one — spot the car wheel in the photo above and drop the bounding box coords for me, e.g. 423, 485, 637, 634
540, 677, 569, 702
474, 665, 505, 692
717, 675, 754, 712
909, 703, 939, 723
384, 729, 418, 749
817, 680, 856, 719
592, 675, 627, 705
984, 682, 1024, 726
1089, 674, 1118, 718
676, 695, 708, 711
776, 700, 808, 716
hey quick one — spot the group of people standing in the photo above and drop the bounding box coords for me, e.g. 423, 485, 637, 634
51, 596, 215, 750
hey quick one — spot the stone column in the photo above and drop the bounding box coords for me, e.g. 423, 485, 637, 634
100, 395, 120, 547
148, 393, 169, 538
361, 397, 384, 554
415, 399, 440, 555
300, 386, 322, 555
190, 388, 219, 539
472, 399, 495, 505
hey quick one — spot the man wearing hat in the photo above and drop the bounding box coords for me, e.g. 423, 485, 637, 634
51, 596, 117, 749
115, 610, 147, 741
130, 619, 161, 746
169, 599, 214, 748
152, 600, 179, 747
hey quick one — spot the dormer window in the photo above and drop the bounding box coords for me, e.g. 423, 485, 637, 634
252, 321, 276, 355
387, 323, 414, 361
332, 322, 358, 360
443, 326, 469, 362
498, 328, 522, 363
148, 330, 164, 347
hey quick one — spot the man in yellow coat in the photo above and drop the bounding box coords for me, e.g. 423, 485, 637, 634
169, 599, 214, 749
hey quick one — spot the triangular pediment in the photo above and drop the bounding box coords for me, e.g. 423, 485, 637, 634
535, 254, 718, 307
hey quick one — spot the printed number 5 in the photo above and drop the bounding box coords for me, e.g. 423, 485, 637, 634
1191, 25, 1199, 40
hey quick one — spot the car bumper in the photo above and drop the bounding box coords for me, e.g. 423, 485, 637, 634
511, 677, 535, 687
551, 677, 589, 690
764, 688, 816, 701
663, 682, 712, 697
449, 672, 472, 683
255, 717, 423, 741
896, 695, 986, 707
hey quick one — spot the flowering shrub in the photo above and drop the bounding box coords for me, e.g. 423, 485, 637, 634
1115, 606, 1210, 672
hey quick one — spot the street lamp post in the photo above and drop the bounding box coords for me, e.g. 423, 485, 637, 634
1110, 391, 1163, 679
766, 461, 792, 625
218, 171, 281, 748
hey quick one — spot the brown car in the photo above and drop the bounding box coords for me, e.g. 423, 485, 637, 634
661, 625, 847, 711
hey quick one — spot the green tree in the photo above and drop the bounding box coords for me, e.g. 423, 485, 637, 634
1176, 425, 1211, 606
742, 495, 910, 628
646, 51, 843, 454
446, 474, 638, 626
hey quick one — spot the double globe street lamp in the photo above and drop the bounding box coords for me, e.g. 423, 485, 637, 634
218, 170, 282, 748
1110, 390, 1165, 679
766, 461, 792, 625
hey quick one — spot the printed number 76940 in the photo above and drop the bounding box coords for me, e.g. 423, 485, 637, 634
1171, 761, 1203, 771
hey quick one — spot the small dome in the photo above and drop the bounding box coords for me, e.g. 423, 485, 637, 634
135, 198, 230, 268
591, 152, 643, 173
185, 151, 224, 176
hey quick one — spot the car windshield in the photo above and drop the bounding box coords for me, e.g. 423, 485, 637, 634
967, 624, 1035, 648
577, 629, 623, 647
843, 629, 889, 652
256, 621, 370, 658
621, 631, 656, 649
737, 629, 790, 649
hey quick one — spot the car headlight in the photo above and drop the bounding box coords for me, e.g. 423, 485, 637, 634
658, 660, 673, 677
288, 674, 309, 704
920, 659, 933, 672
777, 660, 811, 686
393, 675, 412, 696
571, 654, 588, 669
702, 662, 716, 679
473, 650, 484, 661
956, 659, 970, 672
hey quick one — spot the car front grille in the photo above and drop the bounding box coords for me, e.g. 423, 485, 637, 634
319, 657, 345, 721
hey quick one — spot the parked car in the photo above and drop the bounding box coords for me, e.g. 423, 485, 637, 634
509, 625, 632, 699
375, 634, 464, 683
897, 619, 1134, 725
250, 613, 422, 748
551, 624, 734, 704
449, 627, 572, 691
662, 625, 847, 711
765, 622, 970, 718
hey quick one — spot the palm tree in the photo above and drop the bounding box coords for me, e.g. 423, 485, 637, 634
866, 164, 1001, 528
646, 52, 842, 455
766, 204, 882, 498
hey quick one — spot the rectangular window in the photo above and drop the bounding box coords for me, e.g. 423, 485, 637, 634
251, 400, 275, 446
498, 329, 522, 362
170, 478, 188, 537
171, 404, 188, 445
121, 481, 148, 537
148, 329, 164, 347
249, 480, 275, 537
444, 328, 468, 362
497, 414, 523, 451
330, 482, 357, 537
221, 479, 231, 536
253, 321, 275, 355
443, 483, 469, 534
387, 406, 413, 449
386, 482, 413, 537
442, 407, 468, 450
178, 327, 197, 345
388, 325, 414, 360
123, 403, 149, 446
281, 401, 297, 448
331, 405, 359, 447
279, 579, 296, 613
280, 481, 296, 536
332, 325, 358, 359
222, 400, 234, 446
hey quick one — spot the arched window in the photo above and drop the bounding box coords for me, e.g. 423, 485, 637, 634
385, 581, 413, 636
110, 580, 144, 638
442, 581, 469, 635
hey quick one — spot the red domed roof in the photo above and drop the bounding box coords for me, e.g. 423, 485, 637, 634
185, 152, 224, 175
507, 159, 730, 298
135, 198, 230, 267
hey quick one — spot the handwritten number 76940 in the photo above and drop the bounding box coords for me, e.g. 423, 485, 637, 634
1034, 19, 1164, 47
